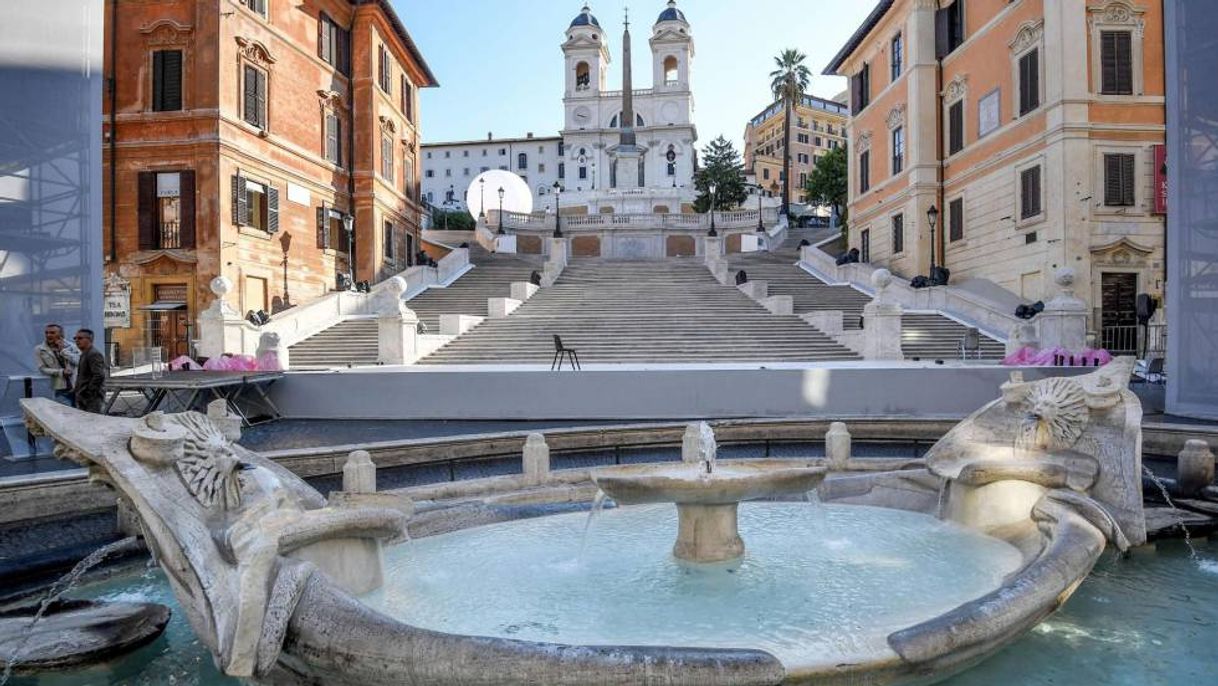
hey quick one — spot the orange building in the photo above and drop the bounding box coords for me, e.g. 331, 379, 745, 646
743, 94, 848, 204
826, 0, 1166, 353
103, 0, 436, 362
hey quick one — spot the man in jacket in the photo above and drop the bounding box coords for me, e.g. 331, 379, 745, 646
72, 329, 108, 414
34, 324, 80, 406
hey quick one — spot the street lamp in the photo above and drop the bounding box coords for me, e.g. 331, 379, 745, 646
341, 213, 355, 289
445, 185, 453, 230
707, 182, 718, 237
754, 184, 765, 232
497, 186, 506, 235
478, 177, 486, 220
552, 181, 563, 238
926, 204, 940, 277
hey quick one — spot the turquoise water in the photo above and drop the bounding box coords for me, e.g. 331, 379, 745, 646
7, 517, 1217, 685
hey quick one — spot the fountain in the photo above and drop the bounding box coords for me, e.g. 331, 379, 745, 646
592, 422, 826, 562
17, 360, 1149, 685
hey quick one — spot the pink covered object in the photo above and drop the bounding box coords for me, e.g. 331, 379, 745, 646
1002, 346, 1113, 367
255, 351, 282, 371
203, 354, 260, 371
169, 355, 202, 371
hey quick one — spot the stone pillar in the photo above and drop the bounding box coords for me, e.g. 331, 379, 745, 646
548, 237, 569, 267
1037, 268, 1088, 351
825, 422, 851, 470
375, 277, 421, 365
342, 450, 376, 493
196, 276, 245, 359
509, 282, 539, 302
1177, 440, 1215, 496
862, 269, 904, 360
904, 0, 943, 276
207, 398, 242, 442
522, 433, 550, 485
703, 235, 723, 264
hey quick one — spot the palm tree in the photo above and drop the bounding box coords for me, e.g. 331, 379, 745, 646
769, 49, 811, 220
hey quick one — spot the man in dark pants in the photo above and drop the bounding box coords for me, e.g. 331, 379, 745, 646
72, 329, 108, 414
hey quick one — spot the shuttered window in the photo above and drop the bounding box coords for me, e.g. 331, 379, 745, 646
948, 100, 964, 155
381, 135, 394, 181
890, 33, 903, 82
378, 45, 392, 93
891, 126, 904, 174
324, 113, 341, 164
891, 214, 904, 254
935, 1, 966, 59
948, 198, 964, 242
1104, 153, 1136, 206
860, 229, 871, 263
1020, 166, 1042, 220
242, 65, 267, 129
232, 176, 277, 232
401, 75, 414, 122
1018, 49, 1040, 116
139, 171, 195, 249
319, 13, 350, 76
384, 222, 395, 260
152, 50, 182, 111
1100, 31, 1133, 95
859, 150, 870, 193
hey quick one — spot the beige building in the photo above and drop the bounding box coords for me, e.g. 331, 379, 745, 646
743, 94, 848, 203
826, 0, 1166, 354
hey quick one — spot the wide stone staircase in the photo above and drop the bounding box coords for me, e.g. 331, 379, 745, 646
287, 247, 541, 368
417, 259, 860, 365
731, 243, 1006, 361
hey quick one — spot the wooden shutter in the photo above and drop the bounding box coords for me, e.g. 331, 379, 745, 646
232, 175, 248, 225
267, 185, 280, 232
860, 64, 870, 109
243, 66, 257, 126
319, 13, 330, 64
255, 70, 267, 128
137, 171, 157, 250
849, 74, 860, 113
153, 51, 183, 111
949, 198, 964, 242
935, 8, 950, 59
178, 170, 196, 249
859, 151, 870, 193
325, 114, 338, 163
949, 101, 964, 154
1019, 50, 1039, 115
892, 215, 903, 253
1021, 167, 1041, 219
1105, 154, 1136, 206
1101, 31, 1133, 94
338, 26, 350, 76
318, 204, 330, 249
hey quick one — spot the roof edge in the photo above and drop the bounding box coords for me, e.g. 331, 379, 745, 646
353, 0, 439, 87
823, 0, 895, 76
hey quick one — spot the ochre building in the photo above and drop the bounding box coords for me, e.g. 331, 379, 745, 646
743, 94, 848, 203
826, 0, 1166, 353
103, 0, 436, 361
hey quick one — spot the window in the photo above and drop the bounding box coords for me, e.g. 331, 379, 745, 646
316, 206, 349, 252
323, 113, 341, 165
575, 61, 591, 90
891, 126, 904, 174
1026, 231, 1038, 244
518, 153, 528, 170
558, 162, 565, 178
404, 154, 415, 200
891, 33, 903, 81
383, 222, 395, 260
232, 176, 277, 233
239, 0, 266, 16
814, 136, 822, 147
318, 13, 350, 76
949, 197, 964, 242
444, 151, 450, 159
381, 135, 394, 181
463, 150, 469, 157
763, 168, 770, 181
463, 168, 470, 176
1100, 31, 1133, 95
499, 148, 506, 156
667, 162, 676, 176
948, 100, 964, 155
1104, 153, 1136, 206
558, 141, 565, 156
891, 214, 904, 254
859, 150, 870, 193
444, 169, 451, 177
377, 45, 392, 94
137, 171, 196, 249
936, 0, 965, 57
799, 171, 808, 187
797, 133, 809, 144
401, 75, 414, 121
152, 50, 183, 111
1018, 49, 1040, 116
851, 63, 871, 112
242, 65, 267, 129
425, 169, 434, 178
1020, 165, 1042, 220
860, 229, 871, 262
538, 163, 545, 173
579, 166, 587, 179
663, 56, 679, 84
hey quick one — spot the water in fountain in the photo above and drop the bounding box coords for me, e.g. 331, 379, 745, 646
1142, 465, 1199, 562
0, 537, 140, 685
578, 490, 609, 563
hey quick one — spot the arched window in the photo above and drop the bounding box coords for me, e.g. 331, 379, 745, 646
538, 185, 547, 196
575, 61, 590, 90
518, 152, 528, 170
665, 144, 677, 176
663, 56, 679, 85
609, 113, 645, 128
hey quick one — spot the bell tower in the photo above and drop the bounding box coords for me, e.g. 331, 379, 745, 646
651, 0, 693, 91
562, 5, 610, 98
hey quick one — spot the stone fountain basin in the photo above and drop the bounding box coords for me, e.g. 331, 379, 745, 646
591, 460, 827, 505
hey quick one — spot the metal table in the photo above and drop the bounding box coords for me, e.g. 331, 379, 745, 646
102, 371, 284, 426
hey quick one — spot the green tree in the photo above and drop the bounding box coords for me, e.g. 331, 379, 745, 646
769, 48, 811, 220
693, 135, 748, 212
431, 208, 475, 232
804, 144, 849, 232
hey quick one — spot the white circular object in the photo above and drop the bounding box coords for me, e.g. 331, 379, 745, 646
871, 268, 892, 291
465, 170, 534, 220
210, 276, 232, 297
1053, 267, 1076, 289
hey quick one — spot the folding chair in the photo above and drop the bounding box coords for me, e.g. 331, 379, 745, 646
551, 335, 581, 371
959, 327, 981, 360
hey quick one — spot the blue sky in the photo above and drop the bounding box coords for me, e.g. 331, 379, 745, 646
394, 1, 875, 150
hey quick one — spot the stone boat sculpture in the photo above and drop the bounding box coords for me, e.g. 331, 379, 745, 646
21, 359, 1146, 685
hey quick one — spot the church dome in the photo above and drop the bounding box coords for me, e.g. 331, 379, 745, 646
656, 0, 686, 24
569, 5, 601, 29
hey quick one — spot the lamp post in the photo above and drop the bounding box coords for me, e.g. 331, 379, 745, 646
445, 185, 453, 230
552, 181, 563, 238
478, 177, 486, 220
341, 213, 355, 289
497, 186, 506, 235
707, 182, 718, 237
755, 184, 765, 232
926, 204, 940, 277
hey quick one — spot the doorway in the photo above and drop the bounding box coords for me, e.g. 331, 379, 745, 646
146, 283, 191, 360
1100, 272, 1137, 354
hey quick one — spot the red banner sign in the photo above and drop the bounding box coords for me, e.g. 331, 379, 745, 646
1153, 144, 1167, 215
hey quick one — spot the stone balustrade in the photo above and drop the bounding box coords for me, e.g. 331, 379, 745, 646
488, 207, 778, 233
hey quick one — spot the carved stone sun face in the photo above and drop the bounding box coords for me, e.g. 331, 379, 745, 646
1017, 378, 1089, 452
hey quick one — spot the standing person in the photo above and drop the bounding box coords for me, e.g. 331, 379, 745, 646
72, 329, 109, 414
34, 324, 80, 406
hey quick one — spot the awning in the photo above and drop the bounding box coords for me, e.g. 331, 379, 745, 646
141, 301, 187, 311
